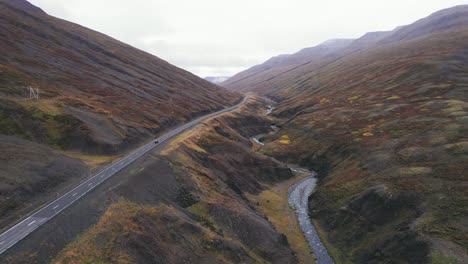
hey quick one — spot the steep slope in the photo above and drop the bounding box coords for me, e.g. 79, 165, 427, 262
3, 98, 298, 263
229, 5, 468, 264
222, 39, 354, 92
0, 0, 240, 233
378, 5, 468, 44
224, 5, 468, 96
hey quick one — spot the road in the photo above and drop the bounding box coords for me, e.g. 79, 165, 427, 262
0, 96, 247, 255
288, 169, 334, 264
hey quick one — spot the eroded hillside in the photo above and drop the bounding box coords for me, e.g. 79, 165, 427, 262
226, 5, 468, 264
47, 98, 303, 264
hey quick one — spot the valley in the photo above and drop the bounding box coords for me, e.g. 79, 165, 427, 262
223, 5, 468, 263
0, 1, 467, 263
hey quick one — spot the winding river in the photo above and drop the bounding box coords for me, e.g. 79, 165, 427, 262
288, 169, 334, 264
251, 109, 334, 263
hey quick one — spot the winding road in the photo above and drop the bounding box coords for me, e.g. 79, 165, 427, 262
0, 96, 247, 255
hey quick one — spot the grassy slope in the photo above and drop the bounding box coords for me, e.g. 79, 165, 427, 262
0, 0, 241, 232
0, 0, 241, 153
54, 98, 302, 263
225, 7, 468, 264
247, 170, 315, 264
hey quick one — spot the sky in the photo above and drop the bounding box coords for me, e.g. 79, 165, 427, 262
29, 0, 468, 77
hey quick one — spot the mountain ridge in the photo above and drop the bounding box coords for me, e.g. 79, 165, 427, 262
223, 5, 468, 94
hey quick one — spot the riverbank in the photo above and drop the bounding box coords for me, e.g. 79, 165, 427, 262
250, 104, 334, 264
288, 173, 334, 264
247, 169, 315, 264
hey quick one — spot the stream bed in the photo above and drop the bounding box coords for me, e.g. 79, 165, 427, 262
288, 169, 334, 264
251, 104, 334, 263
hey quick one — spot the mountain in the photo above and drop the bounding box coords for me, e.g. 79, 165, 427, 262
225, 5, 468, 263
222, 38, 354, 92
204, 76, 230, 84
0, 0, 240, 240
224, 5, 468, 96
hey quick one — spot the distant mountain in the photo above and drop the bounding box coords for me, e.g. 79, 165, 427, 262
225, 5, 468, 263
0, 0, 240, 238
222, 38, 354, 92
224, 5, 468, 94
204, 76, 230, 84
378, 5, 468, 44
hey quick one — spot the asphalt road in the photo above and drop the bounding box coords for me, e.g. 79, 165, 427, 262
0, 96, 247, 255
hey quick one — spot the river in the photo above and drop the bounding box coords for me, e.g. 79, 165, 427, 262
251, 105, 334, 263
288, 169, 334, 264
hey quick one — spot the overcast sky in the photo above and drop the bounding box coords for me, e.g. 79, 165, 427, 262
29, 0, 468, 77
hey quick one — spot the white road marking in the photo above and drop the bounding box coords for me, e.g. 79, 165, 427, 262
73, 193, 78, 196
53, 205, 60, 210
0, 241, 4, 245
88, 183, 93, 187
27, 220, 36, 226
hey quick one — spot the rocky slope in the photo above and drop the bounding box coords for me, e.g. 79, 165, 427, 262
0, 0, 240, 236
227, 5, 468, 264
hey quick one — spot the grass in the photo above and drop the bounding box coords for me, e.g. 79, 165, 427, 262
399, 167, 433, 176
0, 111, 25, 136
386, 95, 401, 100
431, 252, 459, 264
53, 199, 153, 264
188, 202, 211, 219
312, 218, 351, 264
129, 167, 144, 175
444, 141, 468, 154
19, 99, 62, 116
247, 171, 315, 264
61, 151, 119, 167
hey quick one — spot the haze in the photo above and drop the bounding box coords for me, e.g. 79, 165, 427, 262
29, 0, 468, 77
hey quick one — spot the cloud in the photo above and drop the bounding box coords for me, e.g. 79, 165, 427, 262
30, 0, 468, 77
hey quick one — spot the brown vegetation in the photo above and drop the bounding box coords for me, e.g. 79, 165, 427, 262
227, 5, 468, 263
52, 98, 300, 263
0, 0, 240, 234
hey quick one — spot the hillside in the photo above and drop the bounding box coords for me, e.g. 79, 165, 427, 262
223, 5, 468, 96
226, 5, 468, 263
0, 0, 240, 234
222, 38, 354, 92
3, 97, 302, 263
